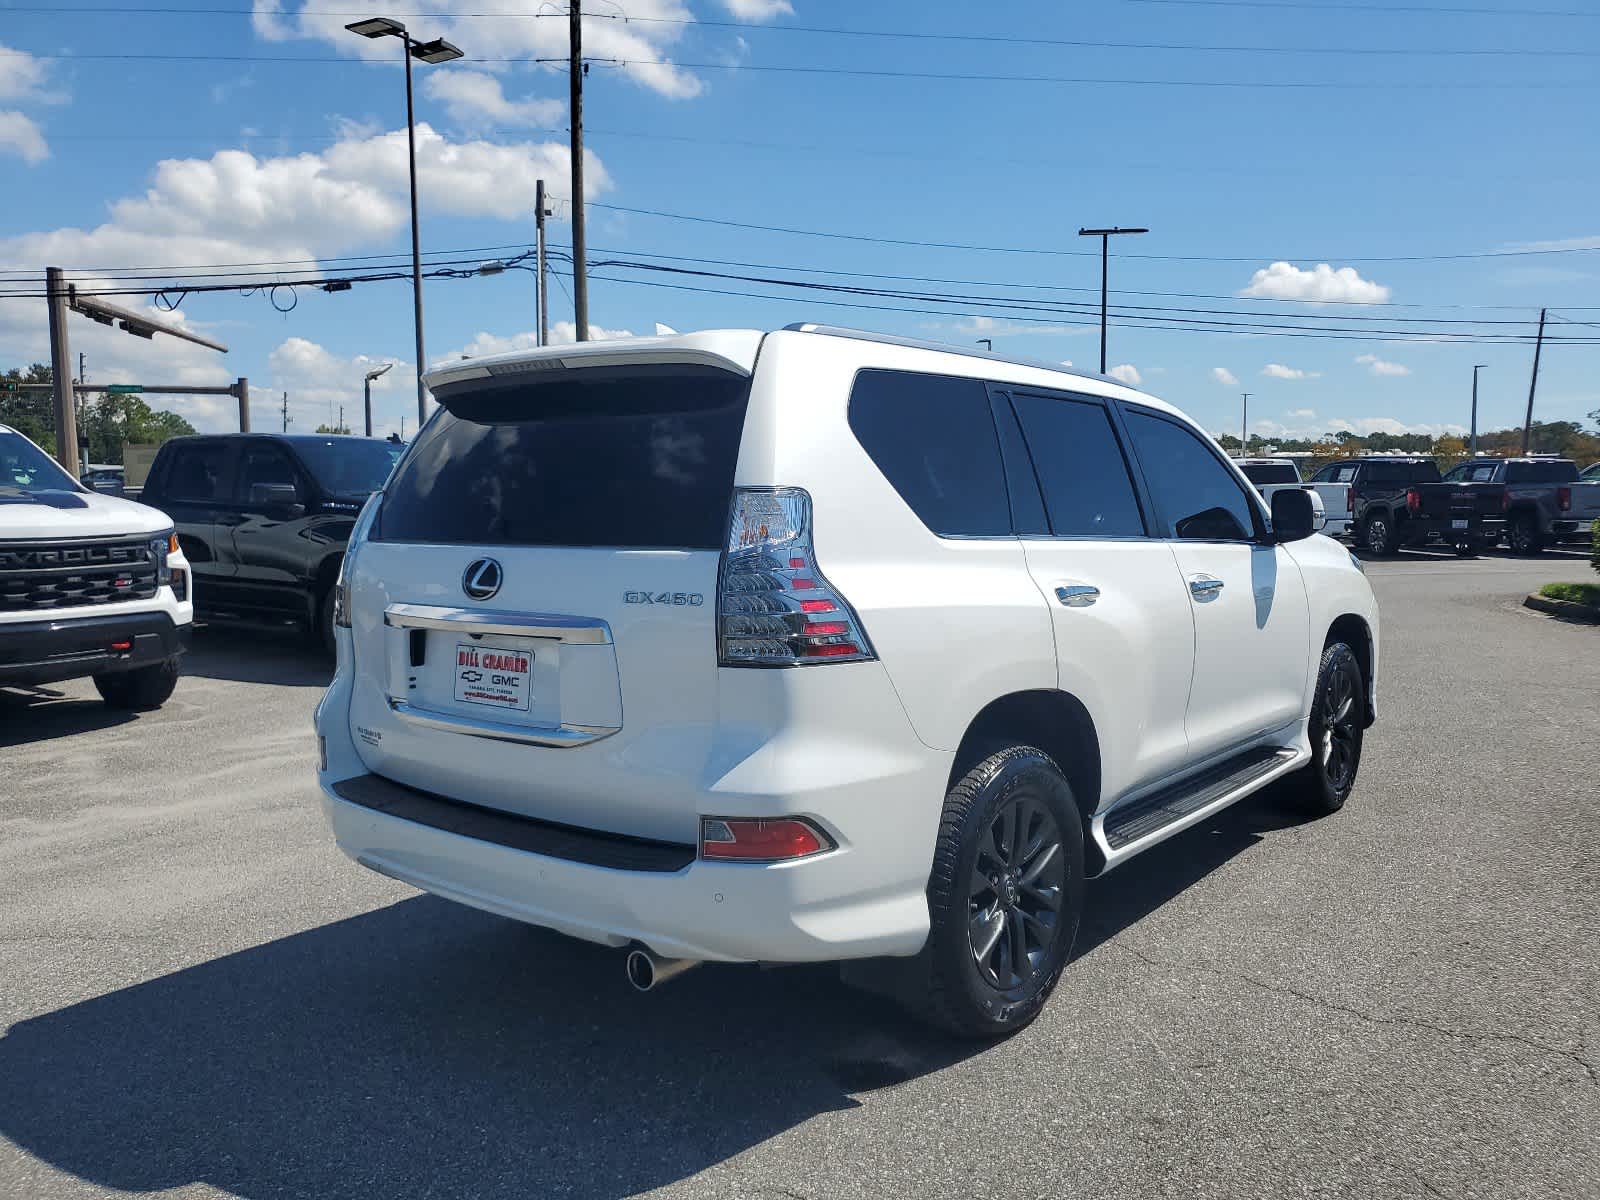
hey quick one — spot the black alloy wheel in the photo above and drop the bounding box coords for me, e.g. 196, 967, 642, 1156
967, 793, 1067, 991
1319, 652, 1361, 796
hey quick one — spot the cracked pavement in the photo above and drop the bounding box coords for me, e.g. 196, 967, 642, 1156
1, 548, 1597, 1199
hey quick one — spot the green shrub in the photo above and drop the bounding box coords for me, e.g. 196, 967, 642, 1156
1540, 582, 1600, 607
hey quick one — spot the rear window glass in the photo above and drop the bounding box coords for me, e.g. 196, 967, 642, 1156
375, 366, 750, 549
293, 438, 404, 496
848, 369, 1011, 536
1506, 460, 1577, 483
1365, 461, 1441, 484
1240, 461, 1300, 485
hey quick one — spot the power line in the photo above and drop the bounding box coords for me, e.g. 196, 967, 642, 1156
4, 49, 1594, 89
8, 6, 1595, 56
1124, 0, 1599, 15
587, 202, 1600, 264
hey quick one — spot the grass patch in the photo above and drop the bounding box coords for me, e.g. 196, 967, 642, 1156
1539, 582, 1600, 608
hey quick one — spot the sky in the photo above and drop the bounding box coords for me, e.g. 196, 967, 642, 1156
1, 0, 1597, 444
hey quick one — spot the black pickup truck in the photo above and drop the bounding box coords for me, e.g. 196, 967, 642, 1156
140, 434, 403, 653
1346, 457, 1504, 556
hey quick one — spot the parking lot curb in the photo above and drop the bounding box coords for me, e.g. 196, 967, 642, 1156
1523, 593, 1600, 624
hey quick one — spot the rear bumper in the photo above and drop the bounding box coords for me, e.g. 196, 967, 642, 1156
0, 607, 191, 687
314, 638, 951, 964
319, 774, 937, 963
1407, 515, 1505, 543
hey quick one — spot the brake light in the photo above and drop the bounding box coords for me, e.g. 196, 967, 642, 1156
718, 487, 874, 666
1557, 486, 1571, 512
1346, 488, 1354, 514
1406, 488, 1421, 513
700, 817, 833, 861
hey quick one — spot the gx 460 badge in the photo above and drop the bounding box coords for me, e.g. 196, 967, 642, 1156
625, 591, 704, 607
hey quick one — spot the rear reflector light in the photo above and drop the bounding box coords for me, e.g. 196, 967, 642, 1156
700, 817, 833, 861
1557, 486, 1571, 512
1346, 489, 1354, 514
718, 487, 874, 666
1405, 487, 1421, 513
109, 640, 132, 651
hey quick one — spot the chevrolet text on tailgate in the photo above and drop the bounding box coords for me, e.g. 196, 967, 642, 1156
313, 325, 1380, 1037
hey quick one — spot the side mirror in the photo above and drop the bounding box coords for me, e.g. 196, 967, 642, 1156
249, 481, 306, 519
1271, 487, 1316, 543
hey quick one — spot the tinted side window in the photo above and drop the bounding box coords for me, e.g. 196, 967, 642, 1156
164, 444, 231, 503
238, 445, 303, 503
848, 369, 1010, 536
1009, 393, 1145, 537
1123, 410, 1258, 541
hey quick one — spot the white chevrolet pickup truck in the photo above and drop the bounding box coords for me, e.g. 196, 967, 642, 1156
0, 423, 193, 709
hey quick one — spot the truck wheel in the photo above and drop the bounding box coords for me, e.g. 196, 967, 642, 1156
917, 746, 1085, 1038
93, 658, 180, 711
1363, 515, 1398, 556
1507, 514, 1542, 556
318, 585, 337, 659
1282, 642, 1364, 816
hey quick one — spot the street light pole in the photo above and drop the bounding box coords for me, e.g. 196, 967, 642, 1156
345, 17, 462, 429
401, 37, 426, 427
1078, 226, 1148, 375
535, 177, 550, 347
1470, 364, 1488, 457
364, 362, 394, 437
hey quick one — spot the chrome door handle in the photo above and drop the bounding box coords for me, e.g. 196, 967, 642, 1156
1055, 585, 1100, 608
1189, 576, 1225, 598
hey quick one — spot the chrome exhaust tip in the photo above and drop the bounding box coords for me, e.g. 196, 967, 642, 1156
625, 946, 700, 992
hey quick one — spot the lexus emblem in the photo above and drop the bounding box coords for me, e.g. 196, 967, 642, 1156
461, 558, 503, 602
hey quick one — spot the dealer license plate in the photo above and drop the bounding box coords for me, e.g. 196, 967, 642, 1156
453, 641, 533, 711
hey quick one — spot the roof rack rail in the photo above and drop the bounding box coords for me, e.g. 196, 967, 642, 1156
781, 323, 1120, 388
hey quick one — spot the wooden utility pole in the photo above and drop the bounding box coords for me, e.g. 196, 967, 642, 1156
282, 391, 290, 432
535, 177, 550, 347
568, 0, 589, 341
45, 268, 80, 475
1521, 308, 1545, 455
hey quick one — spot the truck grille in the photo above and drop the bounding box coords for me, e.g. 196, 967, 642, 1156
0, 536, 161, 612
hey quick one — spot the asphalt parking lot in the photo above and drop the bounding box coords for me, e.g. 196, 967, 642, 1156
2, 546, 1596, 1200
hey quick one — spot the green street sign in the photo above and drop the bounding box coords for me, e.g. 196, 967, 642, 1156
105, 384, 143, 394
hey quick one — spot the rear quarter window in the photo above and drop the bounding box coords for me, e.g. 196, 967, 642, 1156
847, 369, 1011, 536
375, 365, 750, 549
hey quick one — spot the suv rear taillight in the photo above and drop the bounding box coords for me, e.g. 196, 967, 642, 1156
1406, 487, 1421, 514
1557, 486, 1571, 512
334, 493, 381, 631
718, 487, 874, 666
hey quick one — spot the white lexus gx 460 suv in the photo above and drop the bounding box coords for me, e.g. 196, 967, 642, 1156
314, 325, 1378, 1036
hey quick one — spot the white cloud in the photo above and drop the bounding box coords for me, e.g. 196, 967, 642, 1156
1211, 366, 1239, 386
0, 43, 53, 103
1240, 262, 1391, 304
1108, 364, 1141, 386
441, 324, 639, 364
1355, 353, 1410, 377
721, 0, 795, 18
0, 111, 47, 163
423, 70, 564, 130
1286, 408, 1317, 419
252, 0, 706, 99
268, 336, 413, 435
0, 44, 58, 163
1262, 363, 1320, 380
0, 125, 611, 426
1059, 360, 1073, 367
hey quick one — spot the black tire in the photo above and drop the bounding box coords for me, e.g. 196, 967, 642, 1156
917, 746, 1085, 1038
1362, 513, 1399, 556
318, 583, 338, 659
1507, 513, 1542, 556
1282, 642, 1364, 816
93, 657, 179, 711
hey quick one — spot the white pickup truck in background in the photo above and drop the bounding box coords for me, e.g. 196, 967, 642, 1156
1236, 458, 1331, 536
